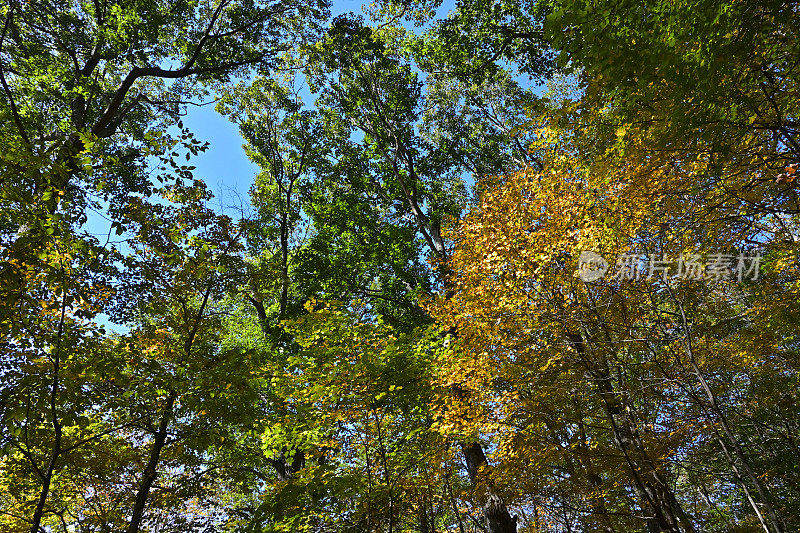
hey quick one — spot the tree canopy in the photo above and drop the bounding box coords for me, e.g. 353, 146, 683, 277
1, 1, 799, 532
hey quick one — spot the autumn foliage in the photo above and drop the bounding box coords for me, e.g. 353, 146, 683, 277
2, 1, 799, 532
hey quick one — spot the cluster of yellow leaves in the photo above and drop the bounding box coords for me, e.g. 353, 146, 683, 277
427, 98, 800, 529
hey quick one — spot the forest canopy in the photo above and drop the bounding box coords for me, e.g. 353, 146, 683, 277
1, 1, 799, 532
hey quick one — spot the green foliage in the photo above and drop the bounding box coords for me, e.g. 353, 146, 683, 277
3, 1, 800, 532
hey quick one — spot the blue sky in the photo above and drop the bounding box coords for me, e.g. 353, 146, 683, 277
181, 0, 458, 210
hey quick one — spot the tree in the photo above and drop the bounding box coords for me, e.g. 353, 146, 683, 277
7, 1, 798, 531
430, 102, 800, 531
1, 2, 329, 530
233, 302, 453, 532
547, 0, 799, 159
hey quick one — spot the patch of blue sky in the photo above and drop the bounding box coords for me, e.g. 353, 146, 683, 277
177, 0, 461, 208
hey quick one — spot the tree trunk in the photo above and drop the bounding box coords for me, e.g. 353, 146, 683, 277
461, 442, 517, 533
125, 391, 176, 533
670, 293, 783, 533
568, 333, 693, 533
30, 301, 67, 533
30, 431, 60, 533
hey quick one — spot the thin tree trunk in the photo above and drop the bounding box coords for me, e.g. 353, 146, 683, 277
669, 290, 784, 533
126, 285, 210, 533
568, 333, 693, 533
574, 402, 617, 532
444, 471, 467, 533
125, 391, 176, 533
30, 298, 67, 533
